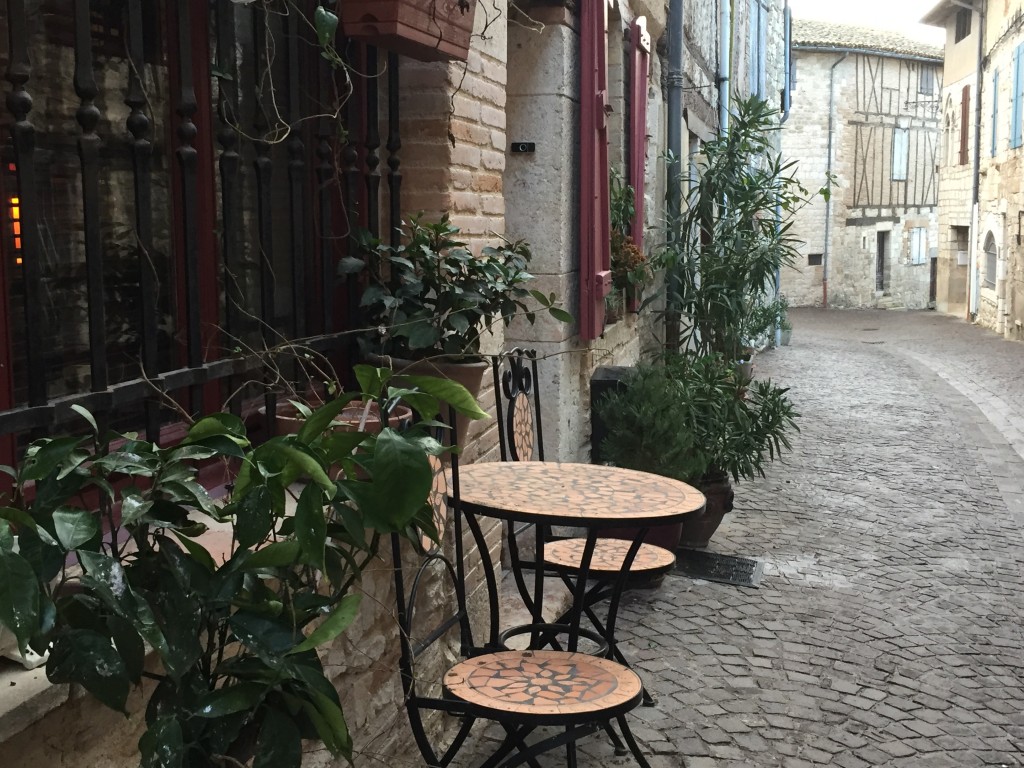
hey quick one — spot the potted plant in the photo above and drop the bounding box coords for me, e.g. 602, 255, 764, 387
595, 354, 798, 548
609, 169, 649, 317
0, 368, 485, 767
338, 0, 479, 62
658, 96, 824, 364
349, 214, 567, 443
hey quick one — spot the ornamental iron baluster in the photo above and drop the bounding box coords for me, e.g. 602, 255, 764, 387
125, 0, 159, 440
5, 0, 46, 407
74, 0, 108, 393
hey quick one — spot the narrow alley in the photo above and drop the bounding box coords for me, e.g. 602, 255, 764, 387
609, 309, 1024, 767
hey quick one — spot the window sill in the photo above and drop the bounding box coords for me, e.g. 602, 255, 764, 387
0, 663, 69, 743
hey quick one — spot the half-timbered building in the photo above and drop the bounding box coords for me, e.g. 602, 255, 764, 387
781, 20, 942, 309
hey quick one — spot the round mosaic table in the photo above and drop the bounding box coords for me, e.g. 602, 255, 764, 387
453, 461, 706, 528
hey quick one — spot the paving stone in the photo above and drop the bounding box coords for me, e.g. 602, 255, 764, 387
454, 309, 1024, 768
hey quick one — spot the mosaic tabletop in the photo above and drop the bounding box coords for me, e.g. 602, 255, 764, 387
454, 462, 706, 527
443, 650, 643, 720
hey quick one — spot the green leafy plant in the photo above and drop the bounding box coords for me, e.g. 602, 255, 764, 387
0, 368, 486, 768
348, 215, 570, 360
657, 95, 823, 361
595, 354, 798, 486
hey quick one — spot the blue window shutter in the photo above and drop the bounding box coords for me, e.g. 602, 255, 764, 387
1013, 46, 1023, 149
992, 69, 999, 156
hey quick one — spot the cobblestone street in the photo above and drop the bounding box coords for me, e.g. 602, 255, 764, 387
608, 308, 1024, 767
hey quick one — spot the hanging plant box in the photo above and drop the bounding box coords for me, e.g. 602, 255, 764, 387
339, 0, 478, 62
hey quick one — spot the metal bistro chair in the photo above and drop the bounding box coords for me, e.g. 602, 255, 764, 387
492, 349, 676, 706
391, 408, 651, 768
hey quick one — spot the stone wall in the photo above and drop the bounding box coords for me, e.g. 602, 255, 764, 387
782, 49, 941, 309
504, 1, 667, 464
967, 7, 1024, 340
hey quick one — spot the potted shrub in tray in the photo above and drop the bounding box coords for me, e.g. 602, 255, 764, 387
339, 0, 479, 63
0, 369, 485, 767
348, 214, 568, 444
595, 354, 798, 548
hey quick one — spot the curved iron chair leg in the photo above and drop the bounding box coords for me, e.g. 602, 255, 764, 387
494, 722, 602, 768
602, 721, 629, 756
616, 715, 653, 768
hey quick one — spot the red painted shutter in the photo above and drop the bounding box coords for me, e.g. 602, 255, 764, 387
960, 84, 970, 165
629, 19, 650, 248
579, 0, 611, 341
627, 18, 651, 312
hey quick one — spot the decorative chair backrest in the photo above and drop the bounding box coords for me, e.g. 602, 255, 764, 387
492, 348, 544, 463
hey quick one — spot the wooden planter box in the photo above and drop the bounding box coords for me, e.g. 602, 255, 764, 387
339, 0, 477, 62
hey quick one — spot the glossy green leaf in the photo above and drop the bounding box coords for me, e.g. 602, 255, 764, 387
0, 549, 39, 650
391, 374, 488, 420
0, 506, 35, 534
254, 708, 302, 768
269, 443, 333, 494
70, 404, 99, 435
139, 715, 184, 768
47, 628, 131, 713
171, 532, 217, 573
294, 483, 326, 571
296, 393, 361, 444
120, 491, 153, 525
242, 540, 301, 570
307, 688, 352, 760
234, 485, 274, 550
353, 365, 390, 399
53, 507, 100, 550
343, 430, 433, 532
228, 613, 298, 666
21, 437, 85, 482
194, 682, 266, 718
288, 594, 361, 655
313, 5, 338, 48
107, 614, 146, 684
185, 413, 247, 445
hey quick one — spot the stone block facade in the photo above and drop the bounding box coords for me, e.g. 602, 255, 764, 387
781, 24, 942, 310
928, 1, 1024, 340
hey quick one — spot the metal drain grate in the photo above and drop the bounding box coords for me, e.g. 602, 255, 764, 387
672, 549, 764, 588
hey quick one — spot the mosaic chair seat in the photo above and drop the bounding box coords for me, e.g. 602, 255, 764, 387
492, 349, 675, 705
391, 410, 652, 768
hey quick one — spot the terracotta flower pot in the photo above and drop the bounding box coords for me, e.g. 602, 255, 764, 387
338, 0, 477, 62
367, 354, 488, 450
262, 399, 413, 436
678, 475, 734, 549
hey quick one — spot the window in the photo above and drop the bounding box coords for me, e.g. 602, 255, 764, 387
955, 8, 972, 43
992, 68, 1000, 157
1013, 44, 1024, 149
984, 233, 998, 288
892, 128, 910, 181
808, 253, 823, 267
919, 66, 935, 95
911, 228, 928, 265
952, 225, 970, 266
960, 85, 971, 164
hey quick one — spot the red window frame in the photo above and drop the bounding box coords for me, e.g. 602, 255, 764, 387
579, 0, 612, 341
627, 18, 651, 312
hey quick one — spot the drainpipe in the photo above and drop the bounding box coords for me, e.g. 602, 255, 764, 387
775, 2, 792, 347
665, 0, 685, 351
967, 0, 986, 319
823, 52, 849, 308
719, 0, 731, 133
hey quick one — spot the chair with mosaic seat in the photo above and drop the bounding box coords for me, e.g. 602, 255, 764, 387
391, 410, 653, 768
491, 349, 675, 705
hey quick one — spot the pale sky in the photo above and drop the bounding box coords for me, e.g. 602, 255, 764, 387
787, 0, 945, 45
